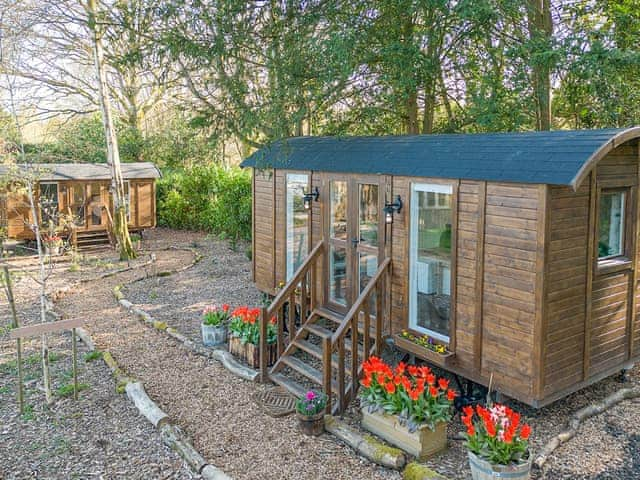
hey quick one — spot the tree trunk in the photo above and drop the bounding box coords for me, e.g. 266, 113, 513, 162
527, 0, 553, 131
26, 182, 53, 404
86, 0, 136, 260
406, 90, 419, 134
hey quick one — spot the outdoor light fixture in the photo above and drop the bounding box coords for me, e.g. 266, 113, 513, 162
303, 186, 320, 210
384, 195, 403, 224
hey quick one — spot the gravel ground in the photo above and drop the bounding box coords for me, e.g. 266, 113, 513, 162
6, 228, 640, 479
122, 229, 262, 342
0, 247, 196, 480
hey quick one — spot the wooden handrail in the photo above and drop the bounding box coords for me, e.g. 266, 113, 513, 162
259, 239, 325, 382
266, 240, 324, 317
326, 256, 391, 413
332, 257, 391, 342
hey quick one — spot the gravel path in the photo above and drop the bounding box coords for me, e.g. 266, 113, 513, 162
6, 228, 640, 479
0, 248, 195, 480
56, 229, 399, 480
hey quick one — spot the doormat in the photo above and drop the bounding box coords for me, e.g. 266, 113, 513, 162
252, 386, 297, 418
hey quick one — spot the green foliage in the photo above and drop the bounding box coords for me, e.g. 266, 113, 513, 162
157, 165, 251, 242
56, 382, 89, 398
83, 351, 103, 362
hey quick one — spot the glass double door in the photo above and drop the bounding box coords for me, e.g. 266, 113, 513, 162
68, 183, 105, 230
327, 176, 384, 313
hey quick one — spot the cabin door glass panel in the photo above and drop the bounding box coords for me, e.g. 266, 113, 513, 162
88, 183, 103, 227
70, 184, 86, 229
357, 183, 379, 314
329, 180, 349, 309
409, 184, 453, 342
39, 182, 58, 226
286, 174, 309, 280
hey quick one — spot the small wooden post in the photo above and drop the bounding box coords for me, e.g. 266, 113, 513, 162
322, 336, 332, 413
259, 307, 269, 383
71, 328, 78, 400
3, 265, 24, 414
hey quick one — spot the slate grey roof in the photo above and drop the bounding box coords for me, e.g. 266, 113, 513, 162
0, 162, 161, 181
241, 128, 640, 187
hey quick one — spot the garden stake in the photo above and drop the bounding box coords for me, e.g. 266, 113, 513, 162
72, 327, 78, 400
3, 265, 24, 414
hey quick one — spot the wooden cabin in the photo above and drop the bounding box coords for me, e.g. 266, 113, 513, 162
241, 127, 640, 411
0, 162, 160, 246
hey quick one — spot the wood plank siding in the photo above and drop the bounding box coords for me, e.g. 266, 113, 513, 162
542, 140, 640, 403
252, 140, 640, 407
253, 169, 276, 292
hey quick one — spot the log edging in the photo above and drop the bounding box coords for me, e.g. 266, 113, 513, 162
533, 386, 640, 469
68, 312, 232, 480
324, 415, 407, 470
113, 288, 259, 382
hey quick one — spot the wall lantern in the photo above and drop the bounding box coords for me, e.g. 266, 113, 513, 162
303, 187, 320, 210
384, 195, 403, 224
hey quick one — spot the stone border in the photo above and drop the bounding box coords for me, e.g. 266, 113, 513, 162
75, 325, 232, 480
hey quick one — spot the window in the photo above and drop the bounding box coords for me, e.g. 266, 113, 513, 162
286, 174, 309, 280
409, 183, 453, 342
598, 190, 626, 260
39, 182, 58, 225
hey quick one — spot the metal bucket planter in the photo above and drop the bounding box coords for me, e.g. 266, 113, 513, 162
361, 408, 447, 460
297, 412, 324, 436
201, 323, 227, 347
468, 451, 531, 480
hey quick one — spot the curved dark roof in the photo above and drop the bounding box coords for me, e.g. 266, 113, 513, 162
241, 128, 640, 188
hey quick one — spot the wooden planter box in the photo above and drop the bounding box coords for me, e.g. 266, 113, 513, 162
228, 336, 277, 369
361, 407, 447, 460
393, 334, 455, 368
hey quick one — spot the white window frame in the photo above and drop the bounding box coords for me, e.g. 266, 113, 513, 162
598, 189, 626, 261
408, 183, 453, 343
286, 173, 309, 280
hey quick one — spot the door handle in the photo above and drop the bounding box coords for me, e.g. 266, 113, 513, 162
351, 238, 360, 247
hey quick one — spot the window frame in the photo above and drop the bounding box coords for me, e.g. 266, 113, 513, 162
285, 173, 310, 281
596, 185, 634, 273
39, 182, 59, 224
408, 182, 455, 344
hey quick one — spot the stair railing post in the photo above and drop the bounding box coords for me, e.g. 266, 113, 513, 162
322, 336, 332, 413
260, 307, 269, 383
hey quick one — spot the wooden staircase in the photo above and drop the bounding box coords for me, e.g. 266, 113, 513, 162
257, 240, 391, 414
73, 230, 112, 251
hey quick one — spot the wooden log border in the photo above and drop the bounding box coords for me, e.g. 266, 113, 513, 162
47, 305, 232, 480
534, 386, 640, 469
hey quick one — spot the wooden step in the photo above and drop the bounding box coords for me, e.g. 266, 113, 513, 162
269, 373, 307, 399
294, 339, 353, 376
305, 323, 334, 339
314, 306, 376, 338
313, 307, 345, 325
281, 355, 323, 385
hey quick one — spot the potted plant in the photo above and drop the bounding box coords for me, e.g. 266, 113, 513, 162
296, 390, 327, 436
359, 356, 457, 460
228, 306, 277, 368
462, 403, 532, 480
201, 304, 230, 347
43, 235, 63, 256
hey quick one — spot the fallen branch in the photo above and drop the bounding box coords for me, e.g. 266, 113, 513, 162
324, 415, 406, 470
534, 386, 640, 469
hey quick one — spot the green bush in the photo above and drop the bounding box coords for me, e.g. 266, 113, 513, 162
157, 165, 251, 243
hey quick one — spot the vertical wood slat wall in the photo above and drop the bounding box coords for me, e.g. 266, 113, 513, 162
252, 141, 640, 405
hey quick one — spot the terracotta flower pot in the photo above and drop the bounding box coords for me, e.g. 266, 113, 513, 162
297, 412, 324, 436
468, 451, 532, 480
